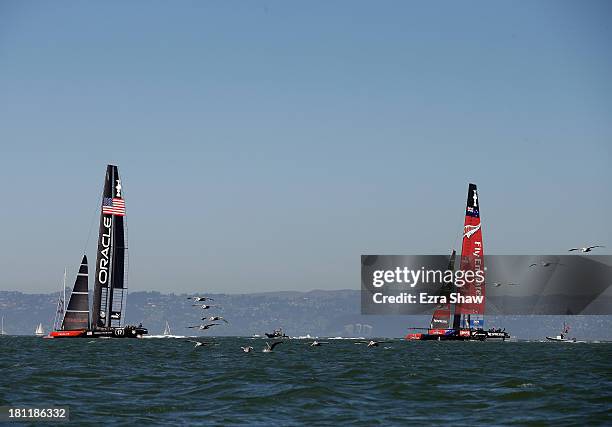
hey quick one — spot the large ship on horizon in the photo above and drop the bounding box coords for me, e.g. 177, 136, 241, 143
406, 183, 510, 341
47, 165, 147, 339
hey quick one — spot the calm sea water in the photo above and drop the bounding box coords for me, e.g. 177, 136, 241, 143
0, 337, 610, 426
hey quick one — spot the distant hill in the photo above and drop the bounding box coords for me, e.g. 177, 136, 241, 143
1, 289, 611, 339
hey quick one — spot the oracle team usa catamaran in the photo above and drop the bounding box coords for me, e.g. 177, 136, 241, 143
47, 165, 148, 338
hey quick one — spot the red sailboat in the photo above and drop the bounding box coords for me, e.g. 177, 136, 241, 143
405, 183, 508, 341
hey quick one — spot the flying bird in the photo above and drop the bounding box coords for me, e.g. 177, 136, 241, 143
186, 340, 211, 348
355, 340, 384, 347
186, 323, 220, 330
529, 262, 564, 268
492, 282, 520, 287
568, 245, 605, 253
188, 296, 215, 302
241, 346, 254, 353
262, 341, 283, 353
193, 304, 220, 309
201, 316, 228, 323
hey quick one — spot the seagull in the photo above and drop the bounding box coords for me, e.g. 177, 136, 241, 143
192, 304, 220, 309
355, 340, 383, 347
241, 346, 254, 353
568, 245, 605, 253
187, 340, 211, 348
188, 296, 215, 302
492, 282, 520, 287
186, 323, 220, 330
529, 262, 564, 268
262, 341, 283, 353
309, 340, 329, 347
201, 316, 229, 323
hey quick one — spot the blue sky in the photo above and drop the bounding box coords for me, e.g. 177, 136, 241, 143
1, 1, 610, 293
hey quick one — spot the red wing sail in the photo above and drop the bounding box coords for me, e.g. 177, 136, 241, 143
454, 183, 485, 318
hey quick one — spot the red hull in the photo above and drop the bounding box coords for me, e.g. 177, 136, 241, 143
47, 330, 86, 338
405, 333, 423, 340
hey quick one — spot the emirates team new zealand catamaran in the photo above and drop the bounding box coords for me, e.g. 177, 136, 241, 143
405, 183, 510, 341
47, 165, 148, 339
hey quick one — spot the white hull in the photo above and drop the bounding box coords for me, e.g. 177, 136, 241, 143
546, 336, 584, 343
142, 334, 187, 339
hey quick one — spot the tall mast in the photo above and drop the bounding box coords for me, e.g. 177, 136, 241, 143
453, 183, 485, 329
63, 268, 66, 319
92, 165, 127, 329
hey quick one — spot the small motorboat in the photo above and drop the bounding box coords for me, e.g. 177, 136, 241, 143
265, 328, 288, 339
546, 322, 584, 342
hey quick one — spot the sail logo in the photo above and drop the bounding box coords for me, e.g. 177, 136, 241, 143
463, 224, 481, 239
466, 206, 480, 217
472, 189, 478, 207
473, 241, 482, 257
115, 179, 122, 198
473, 241, 484, 299
98, 216, 112, 285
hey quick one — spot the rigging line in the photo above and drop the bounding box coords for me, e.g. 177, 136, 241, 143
82, 170, 106, 255
121, 171, 129, 327
452, 202, 463, 254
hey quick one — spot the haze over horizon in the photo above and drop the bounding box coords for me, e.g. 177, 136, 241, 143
1, 1, 610, 293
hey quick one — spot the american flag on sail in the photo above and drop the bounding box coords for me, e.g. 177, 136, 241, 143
102, 198, 125, 216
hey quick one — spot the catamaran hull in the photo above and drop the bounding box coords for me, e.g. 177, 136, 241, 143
406, 329, 510, 341
47, 330, 87, 338
47, 326, 148, 339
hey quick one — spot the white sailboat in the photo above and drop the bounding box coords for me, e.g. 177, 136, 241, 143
142, 320, 185, 339
1, 316, 6, 336
35, 323, 45, 337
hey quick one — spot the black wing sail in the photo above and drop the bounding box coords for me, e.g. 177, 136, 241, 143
429, 249, 456, 329
92, 165, 127, 329
62, 255, 90, 330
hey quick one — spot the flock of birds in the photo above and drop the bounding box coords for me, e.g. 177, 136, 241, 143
184, 339, 388, 351
527, 245, 604, 267
186, 296, 228, 332
182, 294, 391, 350
179, 245, 605, 349
490, 244, 605, 288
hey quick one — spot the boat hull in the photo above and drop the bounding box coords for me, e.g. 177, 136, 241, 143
405, 329, 510, 341
546, 336, 578, 342
48, 330, 86, 338
46, 326, 148, 339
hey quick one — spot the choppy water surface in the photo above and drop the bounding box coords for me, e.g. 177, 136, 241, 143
1, 337, 610, 425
